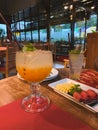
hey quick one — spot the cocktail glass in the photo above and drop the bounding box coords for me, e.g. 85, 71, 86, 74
16, 50, 53, 113
69, 52, 84, 80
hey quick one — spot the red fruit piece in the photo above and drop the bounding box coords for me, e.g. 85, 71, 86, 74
80, 90, 89, 101
73, 92, 82, 102
86, 89, 98, 99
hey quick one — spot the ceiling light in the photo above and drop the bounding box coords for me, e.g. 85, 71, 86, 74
70, 15, 73, 20
64, 6, 68, 10
50, 15, 54, 18
82, 0, 87, 2
70, 5, 73, 10
91, 6, 95, 10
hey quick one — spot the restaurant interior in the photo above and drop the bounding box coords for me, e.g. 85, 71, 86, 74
0, 0, 98, 130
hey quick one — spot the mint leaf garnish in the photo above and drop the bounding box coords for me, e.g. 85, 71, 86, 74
70, 50, 80, 54
22, 43, 36, 52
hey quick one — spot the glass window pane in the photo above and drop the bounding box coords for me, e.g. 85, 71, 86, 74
20, 21, 25, 30
26, 31, 31, 41
87, 14, 97, 34
20, 32, 25, 41
15, 32, 21, 41
50, 23, 71, 42
25, 18, 31, 29
31, 18, 38, 30
32, 30, 38, 42
40, 29, 47, 42
74, 21, 85, 44
11, 23, 16, 31
13, 22, 20, 30
0, 24, 7, 39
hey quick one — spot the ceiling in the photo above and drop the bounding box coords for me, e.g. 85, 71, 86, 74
0, 0, 38, 15
36, 0, 98, 25
0, 0, 98, 15
0, 0, 98, 24
49, 0, 98, 21
49, 0, 98, 13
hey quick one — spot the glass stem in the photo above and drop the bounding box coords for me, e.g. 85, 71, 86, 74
30, 82, 41, 97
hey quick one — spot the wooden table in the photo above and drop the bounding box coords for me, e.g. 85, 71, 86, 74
0, 69, 98, 129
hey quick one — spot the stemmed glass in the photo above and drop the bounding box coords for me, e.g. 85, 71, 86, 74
16, 50, 53, 113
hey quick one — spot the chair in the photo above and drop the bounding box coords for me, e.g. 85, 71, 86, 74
0, 43, 19, 78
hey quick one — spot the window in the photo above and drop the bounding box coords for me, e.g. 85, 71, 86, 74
32, 30, 38, 42
50, 23, 71, 42
40, 29, 47, 42
19, 21, 25, 30
74, 21, 85, 44
0, 24, 7, 39
25, 20, 31, 29
20, 32, 25, 41
87, 14, 97, 34
26, 31, 31, 41
11, 5, 97, 47
15, 31, 21, 41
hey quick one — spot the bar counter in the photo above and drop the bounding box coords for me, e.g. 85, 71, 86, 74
0, 69, 98, 129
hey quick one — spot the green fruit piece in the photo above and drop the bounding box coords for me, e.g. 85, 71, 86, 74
69, 87, 75, 96
68, 84, 82, 96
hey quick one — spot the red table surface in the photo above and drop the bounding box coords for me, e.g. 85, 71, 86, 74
0, 98, 93, 130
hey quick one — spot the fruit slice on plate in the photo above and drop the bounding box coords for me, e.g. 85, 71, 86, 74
73, 89, 98, 106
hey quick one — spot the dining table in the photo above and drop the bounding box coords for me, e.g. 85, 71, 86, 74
0, 68, 97, 130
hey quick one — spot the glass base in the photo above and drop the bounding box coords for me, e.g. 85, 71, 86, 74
21, 94, 50, 113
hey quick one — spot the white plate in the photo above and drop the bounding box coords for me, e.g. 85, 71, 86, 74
48, 78, 98, 113
44, 68, 59, 81
17, 73, 24, 81
17, 68, 59, 81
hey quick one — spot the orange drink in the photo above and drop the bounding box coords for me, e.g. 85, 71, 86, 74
17, 66, 52, 82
